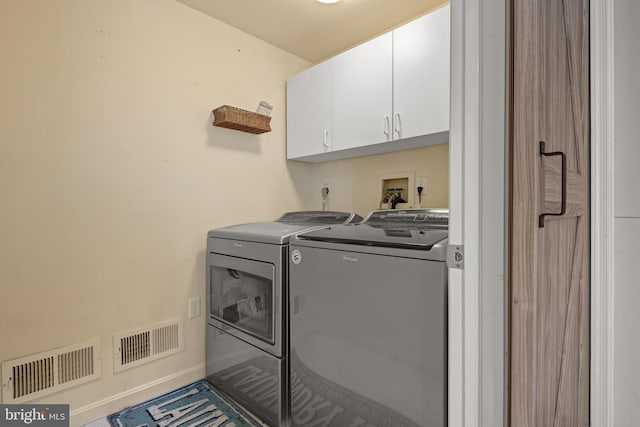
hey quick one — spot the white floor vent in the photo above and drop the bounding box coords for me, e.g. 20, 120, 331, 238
113, 318, 183, 373
1, 338, 101, 404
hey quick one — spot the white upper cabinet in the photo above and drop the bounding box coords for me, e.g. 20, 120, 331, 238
286, 60, 332, 159
286, 5, 450, 162
393, 5, 450, 140
331, 33, 393, 151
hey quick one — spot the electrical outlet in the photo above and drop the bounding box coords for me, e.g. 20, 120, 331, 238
188, 297, 201, 318
416, 177, 427, 206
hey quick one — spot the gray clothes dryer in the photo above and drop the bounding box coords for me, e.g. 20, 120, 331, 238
289, 209, 449, 427
205, 211, 362, 427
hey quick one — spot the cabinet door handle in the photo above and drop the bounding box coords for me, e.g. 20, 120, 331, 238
323, 129, 330, 152
384, 116, 391, 140
394, 112, 402, 138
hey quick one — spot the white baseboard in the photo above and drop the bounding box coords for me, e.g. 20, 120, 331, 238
70, 363, 205, 427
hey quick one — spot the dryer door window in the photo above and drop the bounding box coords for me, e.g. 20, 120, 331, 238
208, 254, 275, 344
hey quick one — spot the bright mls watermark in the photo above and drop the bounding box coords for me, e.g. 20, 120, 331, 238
0, 405, 69, 427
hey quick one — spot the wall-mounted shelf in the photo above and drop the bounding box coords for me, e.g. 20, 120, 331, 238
212, 105, 271, 134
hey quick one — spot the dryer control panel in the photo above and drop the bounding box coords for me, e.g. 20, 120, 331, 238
364, 209, 449, 227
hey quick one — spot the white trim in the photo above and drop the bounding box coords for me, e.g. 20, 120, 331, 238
463, 0, 482, 425
70, 363, 205, 427
448, 0, 466, 424
450, 0, 465, 244
449, 0, 482, 425
590, 0, 616, 425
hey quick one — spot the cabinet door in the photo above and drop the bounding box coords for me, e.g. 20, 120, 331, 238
331, 33, 393, 151
393, 5, 450, 140
286, 61, 331, 159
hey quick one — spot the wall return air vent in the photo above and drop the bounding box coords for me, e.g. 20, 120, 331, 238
1, 338, 101, 403
113, 318, 183, 373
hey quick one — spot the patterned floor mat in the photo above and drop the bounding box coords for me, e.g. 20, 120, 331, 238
107, 380, 263, 427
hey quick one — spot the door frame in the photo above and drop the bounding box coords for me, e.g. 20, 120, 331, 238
449, 0, 482, 426
590, 0, 615, 425
451, 0, 615, 426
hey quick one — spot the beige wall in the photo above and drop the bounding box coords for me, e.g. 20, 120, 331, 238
0, 0, 450, 424
311, 144, 449, 217
0, 0, 313, 423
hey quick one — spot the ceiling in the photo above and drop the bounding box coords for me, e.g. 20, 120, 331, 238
175, 0, 448, 63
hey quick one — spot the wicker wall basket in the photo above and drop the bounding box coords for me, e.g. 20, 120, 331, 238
212, 105, 272, 134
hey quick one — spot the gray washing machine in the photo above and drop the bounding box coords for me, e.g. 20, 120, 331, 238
289, 209, 449, 427
205, 211, 362, 427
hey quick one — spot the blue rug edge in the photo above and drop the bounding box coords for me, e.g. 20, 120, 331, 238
106, 379, 263, 427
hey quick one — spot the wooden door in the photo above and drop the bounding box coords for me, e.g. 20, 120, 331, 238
508, 0, 590, 426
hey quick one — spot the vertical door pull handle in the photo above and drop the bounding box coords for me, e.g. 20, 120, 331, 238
384, 116, 390, 140
394, 112, 402, 138
323, 129, 330, 152
538, 141, 567, 227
